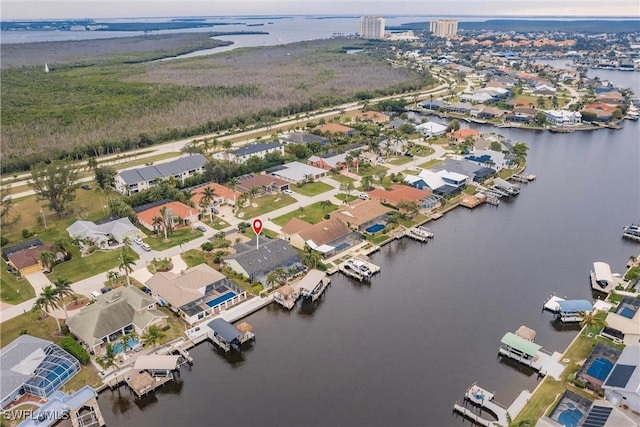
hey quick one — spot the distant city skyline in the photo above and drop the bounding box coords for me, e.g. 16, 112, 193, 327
2, 0, 639, 20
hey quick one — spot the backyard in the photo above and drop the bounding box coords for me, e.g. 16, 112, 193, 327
272, 201, 338, 226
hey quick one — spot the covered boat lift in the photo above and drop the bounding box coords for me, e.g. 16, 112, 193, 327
591, 262, 615, 293
207, 318, 255, 352
556, 300, 593, 323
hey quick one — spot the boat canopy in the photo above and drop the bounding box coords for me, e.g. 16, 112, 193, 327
557, 300, 593, 314
500, 332, 541, 357
593, 262, 614, 284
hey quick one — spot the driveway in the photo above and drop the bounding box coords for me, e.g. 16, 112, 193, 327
25, 271, 53, 297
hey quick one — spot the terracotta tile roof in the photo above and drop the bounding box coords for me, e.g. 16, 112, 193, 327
368, 184, 431, 204
585, 103, 616, 112
329, 200, 391, 227
354, 111, 390, 122
449, 128, 481, 141
191, 182, 240, 206
298, 218, 353, 246
236, 174, 289, 192
136, 201, 197, 228
7, 244, 52, 270
145, 264, 226, 308
281, 217, 312, 235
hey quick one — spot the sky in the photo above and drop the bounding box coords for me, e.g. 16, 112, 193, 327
1, 0, 639, 20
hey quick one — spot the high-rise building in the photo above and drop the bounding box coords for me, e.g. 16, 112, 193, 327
359, 16, 385, 40
429, 19, 458, 38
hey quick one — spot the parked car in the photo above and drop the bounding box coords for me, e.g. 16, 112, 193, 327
282, 189, 294, 196
90, 290, 101, 299
358, 192, 369, 200
80, 184, 92, 190
140, 243, 151, 251
195, 225, 207, 232
133, 237, 143, 245
211, 207, 219, 215
100, 287, 112, 294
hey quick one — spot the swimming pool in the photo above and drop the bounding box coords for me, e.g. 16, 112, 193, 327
557, 407, 583, 427
619, 306, 636, 319
365, 224, 385, 233
113, 338, 139, 354
206, 291, 236, 308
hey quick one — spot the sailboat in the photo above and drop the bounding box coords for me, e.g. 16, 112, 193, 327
44, 63, 49, 73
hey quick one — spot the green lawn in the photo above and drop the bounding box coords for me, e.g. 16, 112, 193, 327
397, 214, 428, 228
157, 306, 186, 344
62, 364, 102, 393
417, 159, 443, 170
1, 310, 60, 347
145, 227, 203, 251
497, 169, 515, 179
236, 194, 296, 219
410, 145, 435, 157
370, 234, 389, 244
335, 194, 357, 204
388, 157, 412, 166
292, 181, 334, 196
463, 186, 478, 195
272, 201, 338, 226
182, 249, 207, 268
358, 164, 389, 178
330, 173, 355, 185
50, 246, 140, 283
0, 262, 35, 304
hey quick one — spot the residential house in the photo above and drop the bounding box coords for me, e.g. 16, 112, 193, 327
2, 239, 54, 276
236, 174, 290, 194
448, 128, 481, 144
419, 100, 445, 111
269, 161, 327, 183
136, 201, 199, 232
353, 111, 390, 124
282, 217, 363, 258
368, 184, 432, 210
444, 102, 473, 114
416, 121, 447, 137
114, 154, 207, 195
278, 132, 329, 146
504, 108, 536, 124
465, 149, 510, 169
582, 103, 617, 122
329, 199, 391, 231
470, 106, 503, 119
308, 153, 352, 171
388, 118, 407, 129
418, 169, 468, 195
0, 335, 80, 409
544, 110, 582, 126
67, 286, 167, 354
433, 158, 495, 182
223, 237, 304, 287
597, 90, 624, 105
145, 264, 245, 325
314, 123, 355, 137
190, 182, 241, 207
602, 346, 640, 412
222, 141, 284, 164
533, 83, 557, 96
604, 296, 640, 346
66, 218, 143, 249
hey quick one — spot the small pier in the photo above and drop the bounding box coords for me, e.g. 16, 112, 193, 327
338, 257, 381, 281
125, 371, 174, 398
405, 225, 435, 242
294, 269, 330, 302
493, 178, 520, 196
273, 284, 299, 310
460, 194, 485, 209
206, 318, 255, 353
430, 212, 444, 220
498, 332, 566, 380
453, 383, 531, 427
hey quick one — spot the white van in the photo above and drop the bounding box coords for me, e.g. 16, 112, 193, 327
358, 192, 369, 200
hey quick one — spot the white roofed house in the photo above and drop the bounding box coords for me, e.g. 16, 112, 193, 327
544, 110, 582, 126
66, 218, 144, 249
219, 141, 284, 164
415, 121, 447, 138
114, 154, 207, 195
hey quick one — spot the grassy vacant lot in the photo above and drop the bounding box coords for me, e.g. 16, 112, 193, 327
236, 194, 296, 219
388, 156, 412, 166
50, 247, 140, 283
417, 159, 443, 170
272, 201, 338, 226
145, 227, 203, 251
2, 37, 426, 173
0, 262, 35, 304
330, 173, 355, 185
291, 181, 334, 196
1, 310, 60, 347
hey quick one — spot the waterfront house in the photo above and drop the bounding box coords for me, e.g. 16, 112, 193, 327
278, 132, 329, 146
66, 218, 143, 249
582, 103, 616, 122
329, 199, 391, 232
2, 239, 54, 276
136, 201, 198, 232
190, 182, 241, 207
66, 286, 167, 354
602, 346, 640, 412
419, 100, 445, 111
308, 153, 351, 171
223, 237, 304, 288
576, 343, 621, 392
0, 335, 80, 409
597, 90, 623, 105
604, 296, 640, 346
235, 174, 290, 194
415, 121, 447, 137
145, 264, 245, 325
418, 169, 468, 195
282, 217, 362, 258
220, 141, 284, 164
269, 161, 328, 183
470, 106, 503, 119
544, 110, 582, 126
368, 184, 433, 210
448, 128, 481, 144
444, 102, 472, 114
464, 149, 509, 169
114, 154, 207, 196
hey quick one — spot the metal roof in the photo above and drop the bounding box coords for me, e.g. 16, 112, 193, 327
593, 262, 614, 283
232, 141, 282, 157
500, 332, 541, 357
134, 355, 180, 371
207, 318, 242, 343
557, 300, 593, 313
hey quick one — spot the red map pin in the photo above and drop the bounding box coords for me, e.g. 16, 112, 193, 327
252, 218, 263, 236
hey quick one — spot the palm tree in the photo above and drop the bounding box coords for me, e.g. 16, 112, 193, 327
248, 186, 260, 201
159, 207, 170, 241
120, 331, 137, 354
107, 270, 120, 286
39, 251, 57, 273
319, 200, 332, 214
361, 176, 374, 191
579, 311, 607, 332
302, 246, 322, 269
119, 248, 136, 287
33, 285, 62, 334
97, 343, 118, 370
376, 170, 387, 186
52, 278, 73, 320
339, 182, 354, 203
152, 216, 164, 237
265, 271, 281, 290
200, 187, 217, 223
141, 325, 165, 348
121, 236, 132, 248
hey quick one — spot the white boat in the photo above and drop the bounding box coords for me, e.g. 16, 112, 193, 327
622, 224, 640, 241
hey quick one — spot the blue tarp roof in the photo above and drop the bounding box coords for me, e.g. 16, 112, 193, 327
207, 318, 241, 343
557, 300, 593, 313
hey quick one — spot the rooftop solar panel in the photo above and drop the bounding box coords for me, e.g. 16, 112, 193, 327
581, 405, 612, 427
605, 364, 636, 388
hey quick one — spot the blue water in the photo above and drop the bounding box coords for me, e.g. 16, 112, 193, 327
112, 338, 139, 354
620, 307, 635, 319
586, 358, 613, 381
365, 224, 385, 233
558, 408, 583, 427
206, 291, 236, 307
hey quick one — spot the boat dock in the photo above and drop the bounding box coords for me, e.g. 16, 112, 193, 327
622, 224, 640, 242
509, 173, 536, 184
452, 383, 531, 427
405, 225, 435, 242
338, 257, 381, 281
498, 332, 566, 380
273, 284, 299, 310
460, 194, 485, 209
125, 371, 174, 398
294, 269, 330, 302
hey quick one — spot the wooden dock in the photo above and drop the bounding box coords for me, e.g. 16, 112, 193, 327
338, 257, 381, 282
460, 194, 484, 209
125, 371, 174, 398
453, 383, 530, 427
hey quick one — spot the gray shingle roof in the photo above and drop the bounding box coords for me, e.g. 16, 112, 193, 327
281, 133, 328, 145
226, 238, 302, 282
0, 335, 52, 401
232, 142, 283, 157
117, 154, 207, 185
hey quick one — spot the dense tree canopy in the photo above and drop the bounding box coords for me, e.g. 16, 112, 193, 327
29, 159, 80, 216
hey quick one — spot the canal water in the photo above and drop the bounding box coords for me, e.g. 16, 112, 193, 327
100, 72, 639, 426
